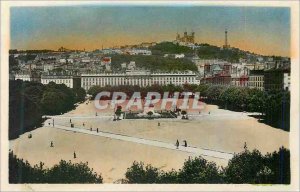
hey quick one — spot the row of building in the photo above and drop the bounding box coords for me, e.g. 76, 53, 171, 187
12, 67, 290, 92
13, 70, 200, 91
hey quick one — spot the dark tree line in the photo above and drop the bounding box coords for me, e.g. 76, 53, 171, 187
9, 147, 289, 184
9, 80, 86, 139
124, 147, 290, 184
9, 152, 102, 183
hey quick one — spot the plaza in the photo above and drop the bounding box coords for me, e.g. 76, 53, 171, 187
9, 100, 289, 183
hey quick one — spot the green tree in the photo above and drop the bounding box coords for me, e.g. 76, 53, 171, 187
222, 148, 265, 184
73, 87, 86, 102
9, 152, 103, 183
125, 161, 159, 183
178, 156, 222, 183
46, 160, 103, 183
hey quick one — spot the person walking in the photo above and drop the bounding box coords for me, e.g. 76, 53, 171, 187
97, 128, 99, 133
183, 140, 187, 147
176, 139, 179, 149
90, 127, 92, 131
70, 119, 72, 123
50, 141, 54, 147
74, 151, 76, 159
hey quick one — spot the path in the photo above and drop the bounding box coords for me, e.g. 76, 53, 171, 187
45, 120, 234, 160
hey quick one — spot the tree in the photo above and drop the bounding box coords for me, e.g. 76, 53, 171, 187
73, 87, 86, 102
9, 80, 44, 139
46, 160, 103, 183
223, 148, 266, 184
178, 156, 222, 183
125, 161, 159, 183
147, 111, 153, 119
9, 152, 103, 183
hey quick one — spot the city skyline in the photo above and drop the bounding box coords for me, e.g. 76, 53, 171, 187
10, 6, 290, 56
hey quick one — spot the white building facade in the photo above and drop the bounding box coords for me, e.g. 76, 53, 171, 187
81, 71, 199, 91
41, 75, 74, 88
15, 74, 31, 81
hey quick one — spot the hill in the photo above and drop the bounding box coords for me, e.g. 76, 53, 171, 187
110, 55, 198, 72
149, 42, 281, 63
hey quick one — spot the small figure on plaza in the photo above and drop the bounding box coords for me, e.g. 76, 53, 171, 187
176, 139, 179, 149
183, 140, 187, 147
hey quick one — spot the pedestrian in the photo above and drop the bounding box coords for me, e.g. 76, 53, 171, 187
158, 122, 160, 126
183, 140, 187, 147
176, 139, 179, 149
74, 151, 76, 159
97, 128, 99, 133
83, 123, 85, 127
90, 127, 92, 131
50, 141, 54, 147
208, 111, 210, 115
70, 119, 72, 123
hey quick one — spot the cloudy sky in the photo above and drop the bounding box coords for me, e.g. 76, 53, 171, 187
10, 5, 290, 56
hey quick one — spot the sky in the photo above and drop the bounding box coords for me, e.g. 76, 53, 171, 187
10, 5, 290, 57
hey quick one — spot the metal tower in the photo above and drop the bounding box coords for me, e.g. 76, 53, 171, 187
225, 29, 228, 48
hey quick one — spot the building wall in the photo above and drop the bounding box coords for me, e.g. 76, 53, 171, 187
81, 73, 199, 91
15, 74, 31, 82
264, 70, 285, 91
41, 77, 74, 88
248, 75, 264, 91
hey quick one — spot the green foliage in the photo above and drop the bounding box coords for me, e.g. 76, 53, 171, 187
124, 147, 290, 184
9, 152, 103, 183
150, 42, 193, 55
125, 161, 159, 183
110, 54, 197, 72
9, 80, 81, 139
46, 160, 102, 183
223, 147, 290, 184
9, 80, 44, 139
223, 149, 265, 183
178, 156, 222, 183
73, 87, 86, 102
197, 44, 254, 63
9, 152, 45, 183
41, 82, 76, 115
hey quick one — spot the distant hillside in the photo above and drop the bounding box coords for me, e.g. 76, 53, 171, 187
110, 55, 198, 72
150, 42, 269, 63
150, 42, 194, 56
